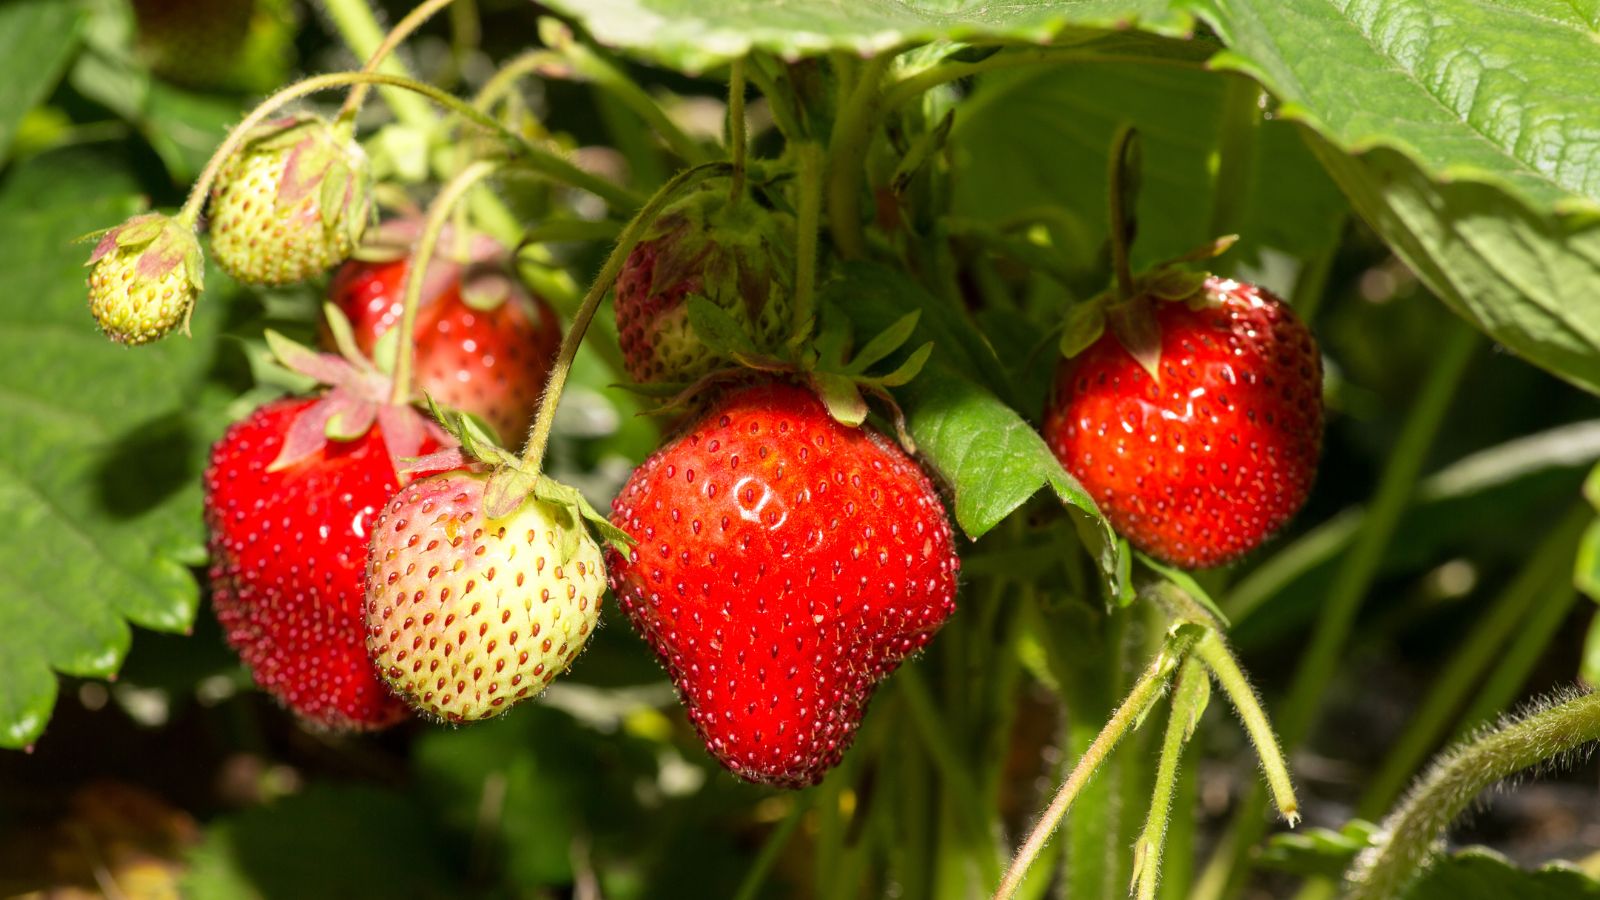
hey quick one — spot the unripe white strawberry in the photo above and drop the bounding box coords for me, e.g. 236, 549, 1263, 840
85, 212, 204, 346
208, 114, 371, 285
364, 470, 606, 722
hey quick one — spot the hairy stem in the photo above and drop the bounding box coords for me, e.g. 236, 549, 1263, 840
177, 72, 619, 225
1345, 689, 1600, 900
320, 0, 436, 126
389, 160, 499, 405
1133, 657, 1207, 900
1205, 321, 1478, 900
826, 54, 890, 260
518, 162, 732, 470
1359, 505, 1591, 817
994, 628, 1198, 899
337, 0, 459, 121
1151, 582, 1299, 823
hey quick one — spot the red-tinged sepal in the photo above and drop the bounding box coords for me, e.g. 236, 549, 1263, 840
83, 212, 204, 345
261, 323, 454, 479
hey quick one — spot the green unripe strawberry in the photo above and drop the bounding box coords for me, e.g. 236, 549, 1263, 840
615, 185, 795, 384
364, 470, 606, 722
208, 114, 371, 285
85, 213, 204, 346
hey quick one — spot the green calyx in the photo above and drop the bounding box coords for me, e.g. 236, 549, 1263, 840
418, 399, 633, 560
85, 213, 204, 346
209, 114, 373, 285
1057, 235, 1239, 381
642, 183, 796, 381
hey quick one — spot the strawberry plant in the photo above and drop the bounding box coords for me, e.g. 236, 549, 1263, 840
2, 1, 1600, 898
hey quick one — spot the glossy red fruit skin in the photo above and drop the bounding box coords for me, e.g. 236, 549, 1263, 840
607, 382, 960, 787
327, 259, 561, 443
203, 398, 429, 730
1042, 277, 1323, 569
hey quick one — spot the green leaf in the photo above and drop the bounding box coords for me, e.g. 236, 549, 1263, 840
1307, 138, 1600, 396
950, 59, 1347, 278
846, 311, 921, 375
0, 0, 82, 162
0, 151, 232, 749
183, 785, 458, 899
1186, 0, 1600, 393
812, 371, 870, 426
1140, 552, 1230, 626
540, 0, 1191, 72
1186, 0, 1600, 213
1259, 820, 1377, 879
1577, 516, 1600, 603
1405, 848, 1600, 900
685, 295, 760, 358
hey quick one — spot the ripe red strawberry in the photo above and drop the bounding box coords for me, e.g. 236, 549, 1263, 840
607, 381, 960, 787
327, 244, 560, 445
1041, 276, 1323, 569
364, 470, 606, 722
203, 336, 448, 729
614, 186, 794, 384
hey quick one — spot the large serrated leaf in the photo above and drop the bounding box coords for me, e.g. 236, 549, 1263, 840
540, 0, 1192, 72
0, 151, 233, 749
0, 0, 82, 162
1184, 0, 1600, 394
1186, 0, 1600, 213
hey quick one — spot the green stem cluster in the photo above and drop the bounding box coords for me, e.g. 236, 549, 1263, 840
516, 162, 733, 473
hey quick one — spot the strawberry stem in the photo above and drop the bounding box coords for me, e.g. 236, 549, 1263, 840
995, 627, 1198, 900
1106, 124, 1141, 303
826, 53, 890, 260
1132, 656, 1206, 900
790, 142, 825, 350
726, 59, 749, 206
336, 0, 461, 124
176, 71, 588, 228
1344, 689, 1600, 900
517, 161, 735, 474
1148, 581, 1299, 825
388, 159, 502, 407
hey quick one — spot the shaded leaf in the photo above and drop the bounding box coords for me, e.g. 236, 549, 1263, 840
541, 0, 1191, 72
0, 151, 233, 749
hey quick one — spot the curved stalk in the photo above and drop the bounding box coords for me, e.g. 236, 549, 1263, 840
338, 0, 461, 121
177, 71, 612, 226
389, 160, 500, 405
1345, 689, 1600, 900
518, 161, 733, 469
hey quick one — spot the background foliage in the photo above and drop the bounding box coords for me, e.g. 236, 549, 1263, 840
1, 0, 1598, 897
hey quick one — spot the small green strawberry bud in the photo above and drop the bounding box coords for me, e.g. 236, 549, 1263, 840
208, 114, 372, 285
86, 213, 204, 346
